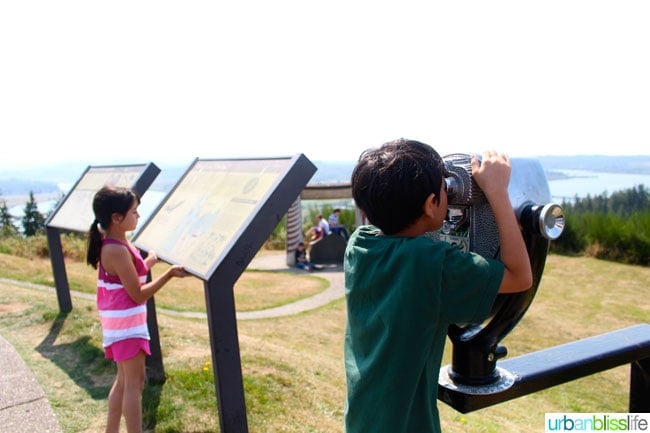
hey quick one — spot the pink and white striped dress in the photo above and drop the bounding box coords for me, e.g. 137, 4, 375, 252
97, 238, 150, 348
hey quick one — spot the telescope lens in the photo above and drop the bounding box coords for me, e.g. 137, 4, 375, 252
518, 202, 566, 240
539, 203, 565, 240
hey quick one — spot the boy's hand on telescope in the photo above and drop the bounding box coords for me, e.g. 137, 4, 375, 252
471, 150, 512, 200
473, 150, 532, 293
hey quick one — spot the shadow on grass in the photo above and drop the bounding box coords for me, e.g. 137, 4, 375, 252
35, 311, 165, 429
143, 381, 163, 431
36, 311, 111, 399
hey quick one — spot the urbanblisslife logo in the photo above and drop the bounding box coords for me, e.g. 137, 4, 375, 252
545, 413, 649, 432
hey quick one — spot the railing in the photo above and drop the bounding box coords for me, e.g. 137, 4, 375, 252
439, 324, 650, 413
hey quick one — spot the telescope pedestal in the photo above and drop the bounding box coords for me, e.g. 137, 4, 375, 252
438, 324, 650, 413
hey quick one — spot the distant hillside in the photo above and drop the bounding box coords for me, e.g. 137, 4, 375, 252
311, 155, 650, 184
1, 155, 648, 195
536, 155, 650, 174
310, 161, 355, 184
0, 178, 60, 195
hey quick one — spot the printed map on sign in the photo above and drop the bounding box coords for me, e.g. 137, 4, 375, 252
133, 159, 289, 279
47, 165, 149, 233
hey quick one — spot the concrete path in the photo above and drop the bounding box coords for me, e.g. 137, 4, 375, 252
0, 335, 62, 433
239, 253, 344, 319
0, 253, 345, 321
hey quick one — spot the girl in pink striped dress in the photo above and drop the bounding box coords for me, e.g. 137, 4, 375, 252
87, 186, 189, 433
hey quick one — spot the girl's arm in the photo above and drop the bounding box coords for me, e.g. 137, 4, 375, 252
103, 245, 189, 304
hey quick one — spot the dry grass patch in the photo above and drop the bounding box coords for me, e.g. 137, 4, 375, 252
0, 301, 30, 314
0, 253, 648, 432
0, 253, 327, 313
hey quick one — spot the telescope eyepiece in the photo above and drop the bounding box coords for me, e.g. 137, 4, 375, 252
444, 176, 460, 201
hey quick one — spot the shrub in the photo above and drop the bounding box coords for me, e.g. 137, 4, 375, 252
302, 204, 355, 236
550, 185, 650, 266
0, 232, 87, 260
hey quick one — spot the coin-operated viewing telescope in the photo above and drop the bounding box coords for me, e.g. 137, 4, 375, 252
433, 153, 565, 386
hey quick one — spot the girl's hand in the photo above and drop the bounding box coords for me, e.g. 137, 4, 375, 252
144, 250, 159, 269
169, 265, 191, 278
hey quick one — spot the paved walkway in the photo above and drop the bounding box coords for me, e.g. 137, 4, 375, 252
0, 335, 62, 433
201, 252, 343, 320
0, 253, 344, 432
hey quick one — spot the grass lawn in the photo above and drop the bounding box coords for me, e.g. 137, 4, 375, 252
0, 252, 648, 432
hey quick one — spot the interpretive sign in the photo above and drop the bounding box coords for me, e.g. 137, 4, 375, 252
46, 164, 159, 232
133, 156, 312, 279
45, 163, 160, 312
133, 154, 317, 433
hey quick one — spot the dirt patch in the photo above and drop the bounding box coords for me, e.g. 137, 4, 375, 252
0, 302, 30, 314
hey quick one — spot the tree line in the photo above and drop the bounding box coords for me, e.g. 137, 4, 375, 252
2, 186, 649, 267
1, 191, 47, 237
550, 184, 649, 266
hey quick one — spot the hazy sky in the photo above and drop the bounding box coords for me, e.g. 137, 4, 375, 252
1, 1, 648, 172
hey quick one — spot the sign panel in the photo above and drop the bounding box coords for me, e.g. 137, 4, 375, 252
46, 164, 153, 232
133, 157, 298, 279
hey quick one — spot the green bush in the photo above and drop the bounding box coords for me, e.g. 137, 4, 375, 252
302, 204, 355, 235
264, 216, 288, 250
0, 232, 86, 260
550, 185, 650, 266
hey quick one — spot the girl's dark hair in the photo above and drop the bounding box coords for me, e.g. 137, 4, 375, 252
86, 186, 140, 269
351, 138, 445, 235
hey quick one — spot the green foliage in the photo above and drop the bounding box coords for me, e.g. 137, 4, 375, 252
21, 191, 46, 236
302, 203, 355, 235
0, 200, 18, 237
0, 232, 86, 259
0, 234, 49, 258
551, 185, 650, 265
264, 215, 288, 250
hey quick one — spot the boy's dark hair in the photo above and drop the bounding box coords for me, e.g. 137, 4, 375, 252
351, 138, 445, 235
86, 186, 140, 269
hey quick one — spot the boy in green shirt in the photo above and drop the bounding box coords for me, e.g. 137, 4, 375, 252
344, 139, 533, 433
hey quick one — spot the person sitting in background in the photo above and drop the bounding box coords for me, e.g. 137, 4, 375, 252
317, 213, 331, 236
294, 242, 315, 271
305, 224, 324, 242
328, 208, 349, 240
306, 214, 329, 242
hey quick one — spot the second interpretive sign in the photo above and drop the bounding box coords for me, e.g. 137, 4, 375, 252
133, 156, 312, 279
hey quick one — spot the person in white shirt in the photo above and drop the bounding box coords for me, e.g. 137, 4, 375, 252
317, 213, 331, 235
328, 208, 349, 240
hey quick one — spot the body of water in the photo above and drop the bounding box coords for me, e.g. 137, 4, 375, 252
8, 170, 650, 227
548, 169, 650, 203
8, 187, 167, 231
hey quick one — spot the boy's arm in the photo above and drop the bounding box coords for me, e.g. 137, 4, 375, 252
472, 151, 533, 294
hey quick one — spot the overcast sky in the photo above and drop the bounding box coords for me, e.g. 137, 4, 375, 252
1, 1, 648, 172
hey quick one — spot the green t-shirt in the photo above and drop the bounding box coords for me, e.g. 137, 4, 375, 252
344, 226, 504, 433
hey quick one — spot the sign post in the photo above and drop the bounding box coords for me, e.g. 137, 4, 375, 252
133, 154, 317, 432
